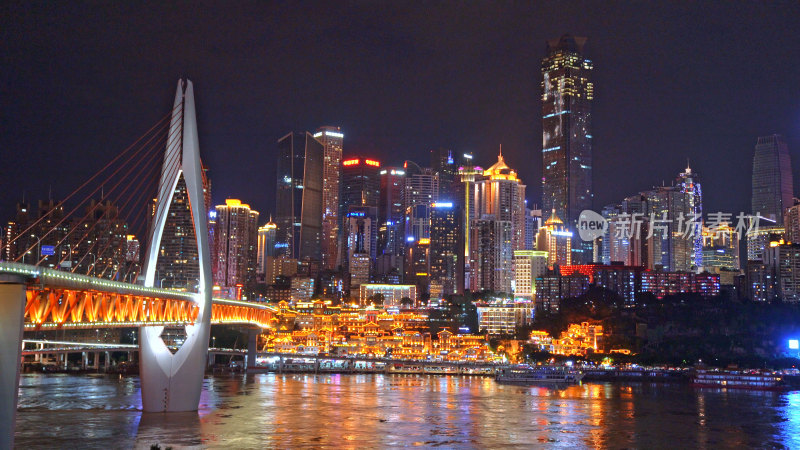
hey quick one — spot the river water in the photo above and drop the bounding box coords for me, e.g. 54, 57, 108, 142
13, 373, 800, 448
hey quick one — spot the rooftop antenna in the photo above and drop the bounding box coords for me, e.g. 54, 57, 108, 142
499, 144, 503, 158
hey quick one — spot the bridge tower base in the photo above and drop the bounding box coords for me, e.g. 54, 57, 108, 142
0, 279, 26, 449
139, 79, 212, 413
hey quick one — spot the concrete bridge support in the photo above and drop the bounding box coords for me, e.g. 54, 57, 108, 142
0, 280, 26, 449
246, 329, 258, 371
139, 80, 212, 413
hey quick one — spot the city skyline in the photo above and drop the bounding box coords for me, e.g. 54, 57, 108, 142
3, 2, 800, 228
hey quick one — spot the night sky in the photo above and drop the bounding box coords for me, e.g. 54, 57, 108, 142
2, 1, 799, 225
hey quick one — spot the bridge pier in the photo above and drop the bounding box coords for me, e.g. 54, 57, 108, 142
246, 329, 258, 372
0, 280, 26, 449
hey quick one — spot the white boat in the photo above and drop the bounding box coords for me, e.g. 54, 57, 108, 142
495, 366, 584, 386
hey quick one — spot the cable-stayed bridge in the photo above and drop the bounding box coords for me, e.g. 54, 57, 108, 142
1, 79, 263, 447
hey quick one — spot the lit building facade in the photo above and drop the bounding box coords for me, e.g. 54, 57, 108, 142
345, 206, 377, 289
256, 218, 277, 284
477, 302, 535, 336
513, 250, 548, 300
275, 131, 324, 261
541, 34, 594, 264
752, 134, 793, 225
784, 203, 800, 243
378, 167, 406, 280
358, 284, 417, 307
429, 202, 463, 298
536, 210, 572, 268
213, 199, 259, 294
746, 225, 784, 262
339, 157, 381, 271
701, 224, 740, 271
403, 160, 439, 242
766, 241, 800, 303
644, 165, 702, 271
314, 126, 344, 270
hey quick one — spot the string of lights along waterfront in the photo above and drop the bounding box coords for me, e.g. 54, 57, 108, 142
3, 2, 800, 448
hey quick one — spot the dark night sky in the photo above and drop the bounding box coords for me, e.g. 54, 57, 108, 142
2, 1, 799, 225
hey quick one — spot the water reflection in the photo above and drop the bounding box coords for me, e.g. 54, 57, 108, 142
14, 373, 800, 448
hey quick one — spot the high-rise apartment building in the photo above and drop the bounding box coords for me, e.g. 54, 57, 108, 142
314, 126, 343, 269
403, 160, 439, 243
785, 202, 800, 243
541, 34, 594, 264
752, 134, 793, 224
458, 155, 483, 291
213, 199, 259, 293
524, 207, 542, 250
468, 151, 526, 294
513, 250, 548, 301
275, 132, 324, 261
644, 166, 702, 271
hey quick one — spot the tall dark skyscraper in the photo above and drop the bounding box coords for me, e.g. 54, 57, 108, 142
752, 134, 793, 224
541, 34, 594, 263
275, 131, 324, 261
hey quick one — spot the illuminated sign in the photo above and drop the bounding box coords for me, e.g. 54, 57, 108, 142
343, 159, 359, 166
348, 211, 365, 217
406, 236, 416, 242
325, 131, 344, 138
463, 153, 473, 159
391, 170, 405, 176
365, 159, 380, 167
790, 339, 799, 350
551, 231, 574, 237
313, 132, 323, 138
41, 245, 55, 256
432, 202, 453, 208
418, 238, 430, 245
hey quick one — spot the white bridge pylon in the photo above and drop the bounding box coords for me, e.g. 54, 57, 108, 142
140, 79, 212, 412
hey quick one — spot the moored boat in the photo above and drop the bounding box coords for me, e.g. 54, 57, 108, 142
495, 366, 584, 386
691, 370, 788, 391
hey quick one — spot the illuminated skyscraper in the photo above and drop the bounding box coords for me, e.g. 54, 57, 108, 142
644, 165, 703, 271
468, 150, 526, 294
430, 201, 463, 298
256, 218, 277, 284
213, 199, 259, 293
314, 126, 344, 269
153, 172, 211, 290
541, 34, 594, 263
536, 210, 572, 268
275, 131, 324, 261
752, 134, 793, 224
378, 167, 406, 280
403, 160, 439, 242
339, 158, 381, 276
